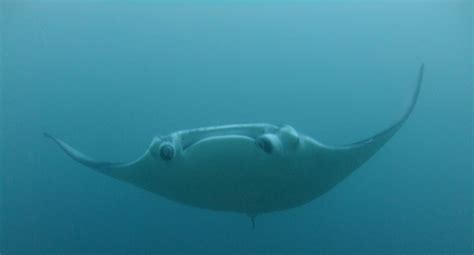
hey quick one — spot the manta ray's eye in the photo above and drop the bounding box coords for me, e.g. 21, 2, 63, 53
256, 136, 273, 153
256, 134, 284, 155
159, 142, 175, 161
278, 125, 299, 148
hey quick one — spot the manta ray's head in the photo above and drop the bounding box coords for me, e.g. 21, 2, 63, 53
139, 124, 311, 213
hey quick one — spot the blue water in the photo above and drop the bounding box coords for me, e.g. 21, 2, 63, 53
1, 1, 472, 254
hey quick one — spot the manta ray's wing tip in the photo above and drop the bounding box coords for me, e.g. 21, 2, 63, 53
418, 63, 425, 84
43, 132, 53, 139
410, 62, 425, 112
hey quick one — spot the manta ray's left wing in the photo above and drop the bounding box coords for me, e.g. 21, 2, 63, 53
304, 64, 424, 189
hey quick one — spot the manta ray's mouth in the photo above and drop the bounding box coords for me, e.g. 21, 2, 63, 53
184, 135, 259, 154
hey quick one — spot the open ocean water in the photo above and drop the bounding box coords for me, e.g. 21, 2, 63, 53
0, 1, 472, 254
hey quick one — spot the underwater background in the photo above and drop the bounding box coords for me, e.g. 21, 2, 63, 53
0, 1, 472, 254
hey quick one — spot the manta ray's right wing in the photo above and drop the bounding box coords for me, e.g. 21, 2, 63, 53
44, 133, 155, 186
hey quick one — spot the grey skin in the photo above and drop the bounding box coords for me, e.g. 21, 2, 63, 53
45, 64, 424, 225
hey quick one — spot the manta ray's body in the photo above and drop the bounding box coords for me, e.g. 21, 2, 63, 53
46, 65, 424, 218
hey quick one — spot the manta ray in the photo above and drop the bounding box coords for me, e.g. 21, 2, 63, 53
45, 65, 424, 226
